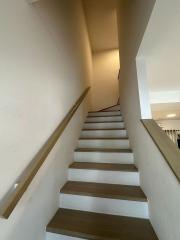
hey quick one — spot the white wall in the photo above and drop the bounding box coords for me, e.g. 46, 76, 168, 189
0, 0, 92, 239
150, 91, 180, 104
138, 0, 180, 104
117, 1, 180, 239
136, 57, 152, 118
90, 49, 119, 111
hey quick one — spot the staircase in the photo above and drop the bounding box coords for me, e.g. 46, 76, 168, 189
46, 107, 158, 240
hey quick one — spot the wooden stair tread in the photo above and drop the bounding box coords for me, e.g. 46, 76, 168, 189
61, 181, 147, 202
79, 137, 129, 140
88, 110, 120, 113
75, 148, 132, 153
87, 115, 122, 118
69, 162, 138, 172
85, 121, 124, 123
82, 128, 126, 131
47, 208, 158, 240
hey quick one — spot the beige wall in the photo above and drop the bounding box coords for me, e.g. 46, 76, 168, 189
83, 0, 119, 52
0, 0, 92, 239
83, 0, 120, 111
90, 49, 119, 111
117, 1, 180, 239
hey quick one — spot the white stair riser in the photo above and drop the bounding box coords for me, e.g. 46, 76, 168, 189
46, 232, 83, 240
59, 194, 149, 219
68, 169, 140, 186
84, 122, 125, 129
80, 130, 127, 138
78, 139, 130, 149
88, 111, 121, 117
74, 152, 134, 164
86, 116, 123, 122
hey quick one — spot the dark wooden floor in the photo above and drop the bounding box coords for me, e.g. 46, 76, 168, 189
47, 208, 158, 240
61, 181, 147, 202
69, 162, 138, 172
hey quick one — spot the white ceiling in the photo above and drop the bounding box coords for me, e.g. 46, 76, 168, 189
83, 0, 119, 52
151, 102, 180, 120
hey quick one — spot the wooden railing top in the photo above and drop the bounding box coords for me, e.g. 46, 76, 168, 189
0, 87, 90, 219
141, 119, 180, 183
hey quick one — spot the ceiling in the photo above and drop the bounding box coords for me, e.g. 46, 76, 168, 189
151, 102, 180, 120
83, 0, 119, 52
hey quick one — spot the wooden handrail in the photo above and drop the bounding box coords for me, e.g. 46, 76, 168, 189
141, 119, 180, 183
0, 87, 90, 219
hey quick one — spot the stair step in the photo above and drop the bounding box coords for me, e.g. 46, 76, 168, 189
85, 121, 124, 123
80, 129, 127, 138
88, 111, 121, 117
69, 162, 139, 186
84, 122, 124, 130
87, 114, 122, 117
47, 209, 158, 240
86, 116, 123, 122
60, 181, 146, 202
68, 163, 139, 185
60, 182, 148, 218
78, 138, 130, 149
69, 162, 137, 171
74, 148, 134, 164
82, 128, 126, 130
80, 137, 128, 139
75, 148, 132, 153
